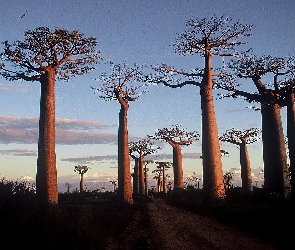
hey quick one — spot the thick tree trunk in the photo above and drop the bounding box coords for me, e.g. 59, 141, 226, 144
162, 165, 166, 193
118, 104, 133, 204
138, 154, 144, 196
36, 70, 58, 205
261, 103, 290, 198
172, 145, 184, 189
286, 91, 295, 199
132, 158, 139, 198
80, 174, 84, 193
201, 53, 225, 205
240, 140, 253, 193
144, 164, 148, 196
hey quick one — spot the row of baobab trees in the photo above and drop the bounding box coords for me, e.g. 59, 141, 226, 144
0, 15, 294, 207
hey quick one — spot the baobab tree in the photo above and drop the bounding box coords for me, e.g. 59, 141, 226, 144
129, 139, 160, 197
91, 62, 149, 204
64, 182, 73, 194
109, 179, 117, 193
0, 27, 100, 205
219, 128, 261, 193
74, 165, 90, 193
280, 78, 295, 199
225, 55, 291, 198
143, 159, 154, 196
152, 161, 172, 193
150, 16, 252, 204
149, 124, 199, 189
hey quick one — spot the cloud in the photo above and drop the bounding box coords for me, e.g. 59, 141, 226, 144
0, 82, 29, 93
61, 154, 118, 164
0, 149, 37, 157
0, 115, 118, 145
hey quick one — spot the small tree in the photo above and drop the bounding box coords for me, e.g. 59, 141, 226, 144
109, 179, 117, 193
74, 165, 90, 193
153, 161, 172, 193
0, 27, 100, 205
64, 182, 73, 194
223, 172, 234, 190
92, 62, 149, 204
220, 128, 261, 193
149, 124, 199, 189
129, 139, 160, 197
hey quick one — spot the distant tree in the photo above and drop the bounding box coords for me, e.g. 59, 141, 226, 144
152, 161, 172, 193
149, 124, 199, 189
220, 128, 261, 193
150, 16, 252, 205
223, 172, 234, 190
143, 160, 154, 196
109, 179, 117, 193
92, 62, 149, 204
225, 55, 291, 198
74, 165, 90, 193
129, 139, 160, 197
0, 27, 100, 205
64, 182, 73, 194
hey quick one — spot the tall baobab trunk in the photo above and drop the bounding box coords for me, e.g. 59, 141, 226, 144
201, 52, 225, 204
286, 91, 295, 199
162, 165, 166, 193
261, 103, 290, 198
172, 145, 184, 189
118, 104, 133, 204
144, 164, 148, 196
132, 158, 139, 197
36, 70, 58, 205
80, 173, 84, 193
240, 139, 253, 192
138, 154, 144, 196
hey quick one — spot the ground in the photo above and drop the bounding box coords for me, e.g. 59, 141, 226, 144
106, 198, 277, 250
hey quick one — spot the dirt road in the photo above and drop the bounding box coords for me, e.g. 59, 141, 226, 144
107, 198, 277, 250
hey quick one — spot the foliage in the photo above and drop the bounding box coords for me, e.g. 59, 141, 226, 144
0, 27, 100, 81
149, 124, 200, 146
91, 61, 150, 101
223, 172, 234, 189
219, 127, 262, 145
74, 165, 90, 175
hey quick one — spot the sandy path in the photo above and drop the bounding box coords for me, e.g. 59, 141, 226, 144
106, 198, 277, 250
147, 198, 277, 250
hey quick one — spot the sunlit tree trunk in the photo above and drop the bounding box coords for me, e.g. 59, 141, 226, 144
138, 154, 144, 196
172, 145, 184, 189
201, 52, 225, 205
132, 158, 139, 198
286, 91, 295, 199
162, 165, 166, 193
261, 103, 290, 198
118, 104, 133, 204
36, 70, 58, 205
240, 140, 253, 192
80, 173, 84, 193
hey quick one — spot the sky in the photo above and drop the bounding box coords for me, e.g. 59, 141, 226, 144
0, 0, 294, 192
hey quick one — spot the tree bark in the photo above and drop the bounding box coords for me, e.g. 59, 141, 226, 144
240, 140, 253, 192
132, 158, 139, 198
172, 145, 184, 189
261, 103, 290, 198
118, 104, 133, 204
138, 154, 144, 196
36, 70, 58, 205
201, 52, 225, 205
80, 173, 84, 193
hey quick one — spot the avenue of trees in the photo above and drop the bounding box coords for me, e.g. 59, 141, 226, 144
1, 15, 295, 206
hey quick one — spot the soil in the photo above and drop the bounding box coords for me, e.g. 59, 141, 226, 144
106, 198, 277, 250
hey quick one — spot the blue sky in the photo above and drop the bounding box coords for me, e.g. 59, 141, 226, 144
0, 0, 294, 192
